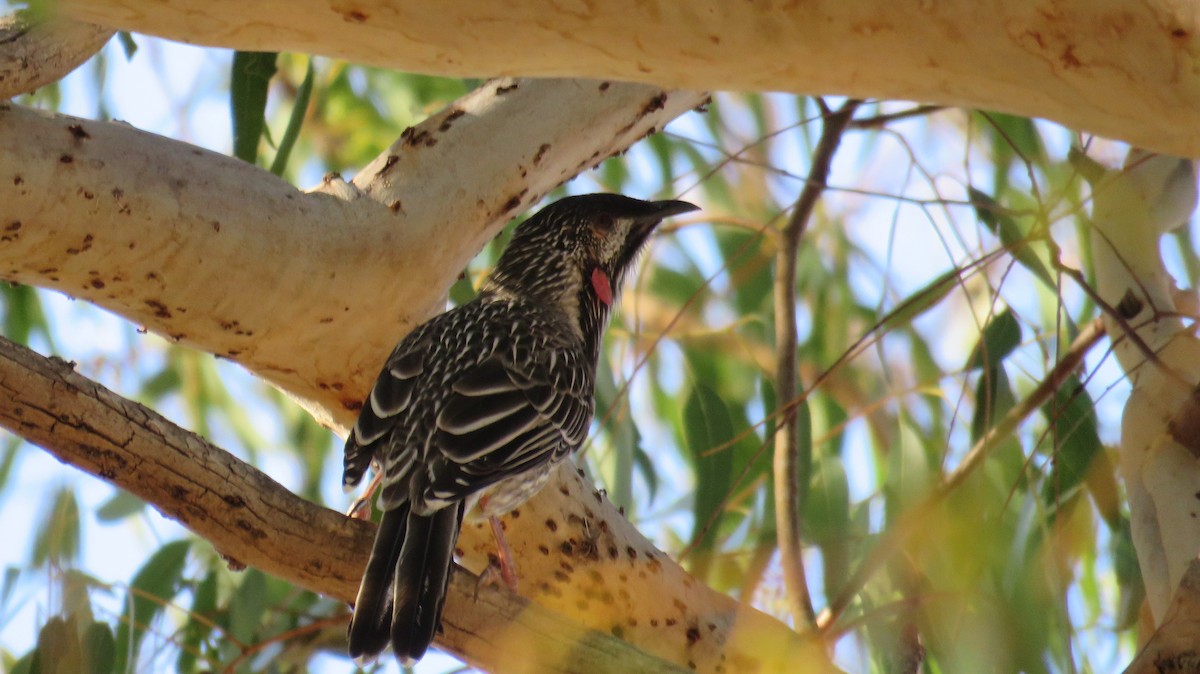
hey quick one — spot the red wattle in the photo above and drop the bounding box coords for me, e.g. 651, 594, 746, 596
591, 267, 612, 306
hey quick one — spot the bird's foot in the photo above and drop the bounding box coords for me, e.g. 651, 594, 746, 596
345, 472, 383, 519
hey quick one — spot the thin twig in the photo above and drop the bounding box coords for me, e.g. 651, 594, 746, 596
848, 105, 945, 130
774, 98, 861, 629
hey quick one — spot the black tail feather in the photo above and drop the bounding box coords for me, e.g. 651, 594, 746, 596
390, 502, 465, 663
347, 506, 407, 660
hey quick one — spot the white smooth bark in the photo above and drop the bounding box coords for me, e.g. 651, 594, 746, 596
1088, 151, 1200, 624
0, 81, 705, 429
55, 0, 1200, 157
0, 14, 112, 97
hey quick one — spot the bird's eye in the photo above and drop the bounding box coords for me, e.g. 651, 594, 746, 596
591, 214, 616, 233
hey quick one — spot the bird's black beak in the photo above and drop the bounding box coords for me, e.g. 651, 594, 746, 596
630, 199, 700, 240
649, 199, 700, 219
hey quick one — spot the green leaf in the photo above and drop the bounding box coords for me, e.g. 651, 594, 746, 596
2, 283, 52, 348
230, 51, 278, 165
80, 622, 115, 674
804, 454, 850, 543
969, 186, 1056, 289
1040, 376, 1102, 511
114, 540, 190, 674
682, 383, 735, 554
879, 269, 959, 333
95, 491, 145, 523
116, 32, 138, 59
176, 571, 218, 674
229, 569, 268, 644
269, 58, 315, 176
966, 310, 1021, 372
31, 487, 80, 567
35, 616, 81, 674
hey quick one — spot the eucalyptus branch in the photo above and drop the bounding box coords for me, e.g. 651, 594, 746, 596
773, 98, 860, 629
0, 334, 689, 674
0, 11, 112, 98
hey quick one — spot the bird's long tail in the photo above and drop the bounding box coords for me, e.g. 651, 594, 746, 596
347, 502, 465, 664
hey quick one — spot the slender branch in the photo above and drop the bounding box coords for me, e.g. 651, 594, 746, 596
848, 105, 944, 130
773, 99, 860, 629
0, 11, 112, 98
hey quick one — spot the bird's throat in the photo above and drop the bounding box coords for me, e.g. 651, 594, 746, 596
591, 267, 613, 306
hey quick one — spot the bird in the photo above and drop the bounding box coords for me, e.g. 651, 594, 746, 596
342, 193, 699, 665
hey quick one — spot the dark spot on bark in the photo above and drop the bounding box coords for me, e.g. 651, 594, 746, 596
560, 561, 574, 573
212, 220, 220, 232
558, 483, 570, 496
1173, 28, 1189, 39
12, 175, 23, 185
608, 545, 619, 559
67, 124, 90, 140
320, 317, 334, 324
90, 279, 105, 289
389, 200, 403, 214
377, 155, 398, 176
598, 81, 610, 91
627, 546, 637, 560
688, 661, 697, 670
401, 127, 432, 147
1117, 290, 1143, 319
144, 300, 171, 319
224, 494, 246, 507
60, 154, 74, 164
80, 189, 94, 200
538, 544, 550, 555
236, 519, 266, 539
709, 34, 721, 44
673, 598, 687, 612
533, 143, 551, 165
509, 508, 520, 519
454, 547, 465, 557
342, 9, 368, 22
650, 618, 659, 627
439, 108, 466, 131
665, 618, 677, 627
5, 221, 20, 232
553, 570, 570, 582
560, 540, 574, 556
627, 617, 638, 627
1060, 45, 1081, 68
502, 192, 524, 214
495, 82, 519, 95
642, 93, 668, 116
545, 517, 558, 532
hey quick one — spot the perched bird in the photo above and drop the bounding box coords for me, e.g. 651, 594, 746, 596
343, 193, 699, 664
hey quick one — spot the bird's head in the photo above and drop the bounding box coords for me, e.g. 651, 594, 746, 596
486, 194, 698, 330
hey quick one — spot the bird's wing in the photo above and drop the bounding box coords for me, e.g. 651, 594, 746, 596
422, 345, 592, 505
341, 333, 429, 492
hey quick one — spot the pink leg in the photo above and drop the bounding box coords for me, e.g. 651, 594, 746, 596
489, 515, 520, 592
346, 471, 383, 520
